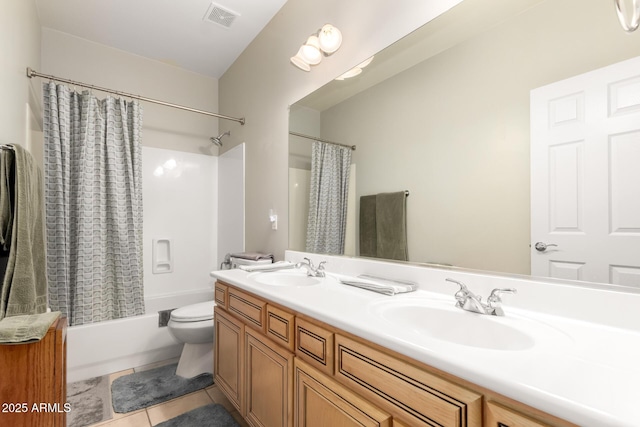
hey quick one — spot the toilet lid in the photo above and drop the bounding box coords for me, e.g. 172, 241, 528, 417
170, 301, 217, 322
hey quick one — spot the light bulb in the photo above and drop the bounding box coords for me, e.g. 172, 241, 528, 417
318, 24, 342, 54
301, 35, 322, 65
291, 47, 311, 71
615, 0, 640, 32
335, 67, 362, 81
357, 56, 374, 69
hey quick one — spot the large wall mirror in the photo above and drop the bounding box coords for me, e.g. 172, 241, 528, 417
288, 0, 640, 291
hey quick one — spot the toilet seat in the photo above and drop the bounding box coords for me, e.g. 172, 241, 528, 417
170, 301, 216, 322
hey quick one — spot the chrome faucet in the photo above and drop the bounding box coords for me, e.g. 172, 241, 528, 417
295, 258, 326, 278
445, 278, 516, 316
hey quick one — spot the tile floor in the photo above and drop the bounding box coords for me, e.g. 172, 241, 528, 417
82, 359, 250, 427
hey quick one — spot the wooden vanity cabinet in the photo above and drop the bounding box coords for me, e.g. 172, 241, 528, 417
214, 281, 576, 427
0, 315, 67, 427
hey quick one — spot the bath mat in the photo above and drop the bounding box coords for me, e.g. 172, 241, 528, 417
156, 403, 239, 427
111, 363, 213, 413
67, 375, 113, 427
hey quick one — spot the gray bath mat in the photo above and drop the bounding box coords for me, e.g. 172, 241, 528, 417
111, 363, 213, 413
67, 375, 112, 427
156, 403, 239, 427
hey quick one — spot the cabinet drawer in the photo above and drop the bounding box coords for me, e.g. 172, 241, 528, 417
228, 287, 266, 331
295, 317, 334, 376
214, 282, 228, 309
266, 305, 295, 352
294, 358, 391, 427
334, 334, 482, 427
485, 401, 553, 427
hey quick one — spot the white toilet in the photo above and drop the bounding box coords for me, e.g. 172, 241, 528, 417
167, 300, 217, 378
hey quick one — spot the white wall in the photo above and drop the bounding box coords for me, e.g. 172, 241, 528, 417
0, 0, 41, 150
40, 29, 219, 155
142, 147, 217, 297
219, 0, 463, 260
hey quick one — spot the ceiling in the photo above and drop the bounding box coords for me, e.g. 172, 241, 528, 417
35, 0, 288, 79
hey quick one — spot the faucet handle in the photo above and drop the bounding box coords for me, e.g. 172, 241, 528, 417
303, 257, 315, 268
445, 278, 471, 307
316, 261, 327, 277
487, 288, 517, 308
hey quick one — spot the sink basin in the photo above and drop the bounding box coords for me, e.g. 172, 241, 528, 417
249, 269, 322, 287
370, 299, 569, 351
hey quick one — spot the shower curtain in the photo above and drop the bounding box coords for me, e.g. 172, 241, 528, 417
42, 82, 144, 326
305, 141, 352, 254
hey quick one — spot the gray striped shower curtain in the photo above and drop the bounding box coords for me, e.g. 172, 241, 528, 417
305, 141, 352, 255
42, 82, 144, 326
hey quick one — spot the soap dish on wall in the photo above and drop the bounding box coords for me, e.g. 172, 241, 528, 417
152, 238, 173, 274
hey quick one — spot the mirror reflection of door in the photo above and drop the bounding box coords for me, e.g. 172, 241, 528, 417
531, 55, 640, 287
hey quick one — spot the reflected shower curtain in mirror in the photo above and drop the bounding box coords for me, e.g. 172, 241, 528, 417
305, 141, 352, 254
42, 82, 144, 326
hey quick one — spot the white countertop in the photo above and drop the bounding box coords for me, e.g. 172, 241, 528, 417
211, 265, 640, 427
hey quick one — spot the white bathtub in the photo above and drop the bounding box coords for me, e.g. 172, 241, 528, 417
66, 288, 214, 383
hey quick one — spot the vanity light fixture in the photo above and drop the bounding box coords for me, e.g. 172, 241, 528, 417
290, 24, 342, 71
335, 56, 374, 80
615, 0, 640, 32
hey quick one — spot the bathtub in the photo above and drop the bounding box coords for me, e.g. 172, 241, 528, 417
66, 288, 214, 383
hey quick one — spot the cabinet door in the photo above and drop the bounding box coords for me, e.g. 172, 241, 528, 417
214, 308, 244, 413
294, 358, 391, 427
245, 327, 294, 427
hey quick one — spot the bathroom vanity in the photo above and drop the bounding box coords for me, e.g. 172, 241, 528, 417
211, 251, 640, 427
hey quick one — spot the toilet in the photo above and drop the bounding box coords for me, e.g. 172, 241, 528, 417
167, 300, 217, 378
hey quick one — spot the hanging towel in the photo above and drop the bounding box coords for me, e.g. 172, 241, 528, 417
359, 191, 408, 261
359, 195, 377, 258
0, 149, 14, 250
376, 191, 408, 261
0, 144, 48, 321
0, 311, 60, 343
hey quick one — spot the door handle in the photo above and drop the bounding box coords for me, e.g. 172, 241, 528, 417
534, 242, 558, 252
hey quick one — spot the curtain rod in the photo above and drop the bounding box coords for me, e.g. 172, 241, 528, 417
26, 67, 245, 125
289, 131, 356, 151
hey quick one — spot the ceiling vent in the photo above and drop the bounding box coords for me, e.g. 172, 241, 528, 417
203, 3, 239, 28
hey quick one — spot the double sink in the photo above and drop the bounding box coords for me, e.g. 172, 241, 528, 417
247, 268, 572, 352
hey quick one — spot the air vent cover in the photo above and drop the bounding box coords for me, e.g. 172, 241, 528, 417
203, 3, 239, 28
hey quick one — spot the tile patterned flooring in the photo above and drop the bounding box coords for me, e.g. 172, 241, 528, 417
82, 359, 250, 427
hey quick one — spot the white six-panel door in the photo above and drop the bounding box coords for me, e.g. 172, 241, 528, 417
531, 56, 640, 288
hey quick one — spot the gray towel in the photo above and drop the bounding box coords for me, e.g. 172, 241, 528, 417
0, 311, 60, 343
376, 192, 408, 261
359, 195, 377, 257
0, 144, 48, 321
0, 149, 14, 250
359, 192, 408, 261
